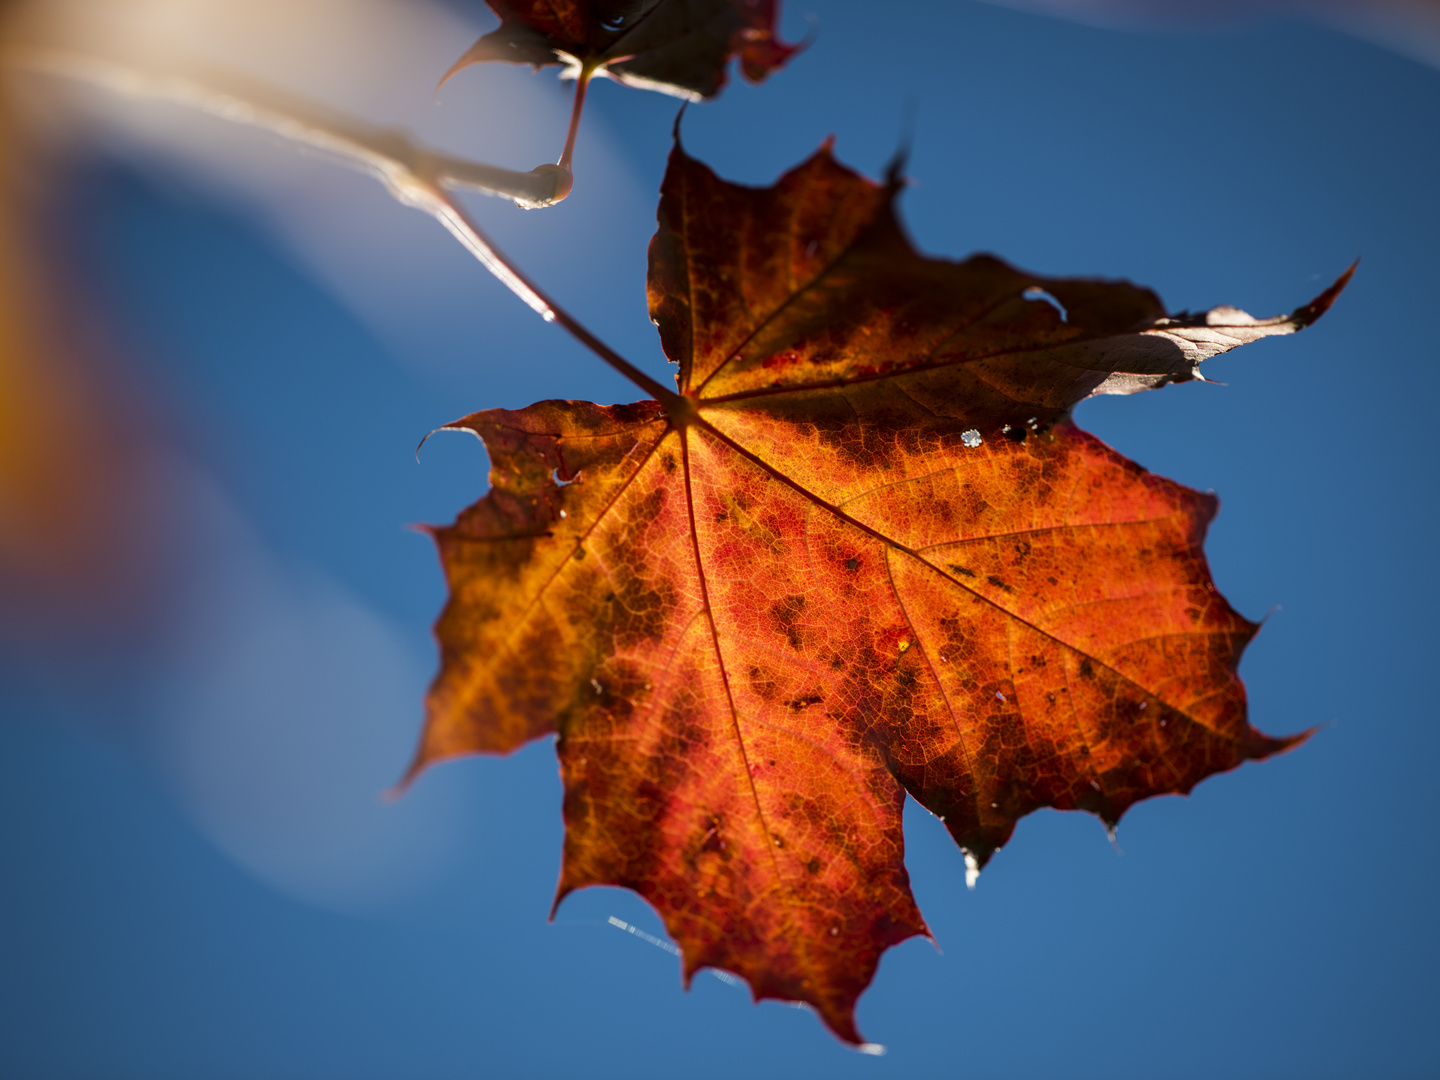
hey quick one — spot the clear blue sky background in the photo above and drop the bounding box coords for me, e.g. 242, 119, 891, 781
3, 1, 1438, 1077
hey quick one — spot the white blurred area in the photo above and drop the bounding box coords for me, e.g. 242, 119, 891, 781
0, 0, 646, 912
3, 0, 646, 369
981, 0, 1440, 67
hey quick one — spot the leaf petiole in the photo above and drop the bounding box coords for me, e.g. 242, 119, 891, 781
558, 62, 596, 173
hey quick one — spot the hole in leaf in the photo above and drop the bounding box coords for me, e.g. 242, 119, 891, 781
1023, 286, 1068, 322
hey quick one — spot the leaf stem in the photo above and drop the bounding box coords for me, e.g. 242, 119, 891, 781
432, 196, 678, 405
558, 64, 594, 172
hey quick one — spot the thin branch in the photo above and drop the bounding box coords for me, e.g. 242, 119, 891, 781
7, 48, 567, 207
5, 47, 677, 406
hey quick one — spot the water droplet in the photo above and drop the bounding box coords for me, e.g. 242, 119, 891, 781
961, 429, 982, 448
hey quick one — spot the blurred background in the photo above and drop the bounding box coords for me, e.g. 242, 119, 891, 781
0, 0, 1436, 1076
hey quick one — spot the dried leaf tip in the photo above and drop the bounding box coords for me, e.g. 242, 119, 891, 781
1291, 259, 1358, 329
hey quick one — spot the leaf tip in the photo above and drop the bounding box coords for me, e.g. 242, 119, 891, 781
382, 755, 424, 803
547, 885, 574, 924
885, 98, 918, 189
670, 102, 689, 146
1275, 725, 1320, 754
436, 37, 485, 93
1242, 723, 1317, 767
1291, 259, 1358, 329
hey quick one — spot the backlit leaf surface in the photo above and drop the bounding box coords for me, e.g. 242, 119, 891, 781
408, 141, 1349, 1043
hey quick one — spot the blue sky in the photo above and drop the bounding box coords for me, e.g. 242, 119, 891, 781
2, 1, 1438, 1076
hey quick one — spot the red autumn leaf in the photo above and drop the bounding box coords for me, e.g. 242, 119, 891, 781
443, 0, 798, 101
405, 140, 1350, 1044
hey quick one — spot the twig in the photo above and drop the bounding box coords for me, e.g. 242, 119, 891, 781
5, 47, 676, 406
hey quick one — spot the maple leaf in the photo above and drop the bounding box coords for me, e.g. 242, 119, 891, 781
441, 1, 797, 201
443, 0, 798, 101
406, 139, 1351, 1044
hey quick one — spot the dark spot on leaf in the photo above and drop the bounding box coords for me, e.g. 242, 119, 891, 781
771, 594, 807, 650
699, 815, 725, 856
588, 660, 652, 719
748, 665, 777, 701
844, 558, 860, 571
937, 613, 969, 667
948, 564, 976, 578
1079, 658, 1095, 680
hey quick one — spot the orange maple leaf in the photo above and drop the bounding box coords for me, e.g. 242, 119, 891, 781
405, 140, 1350, 1044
